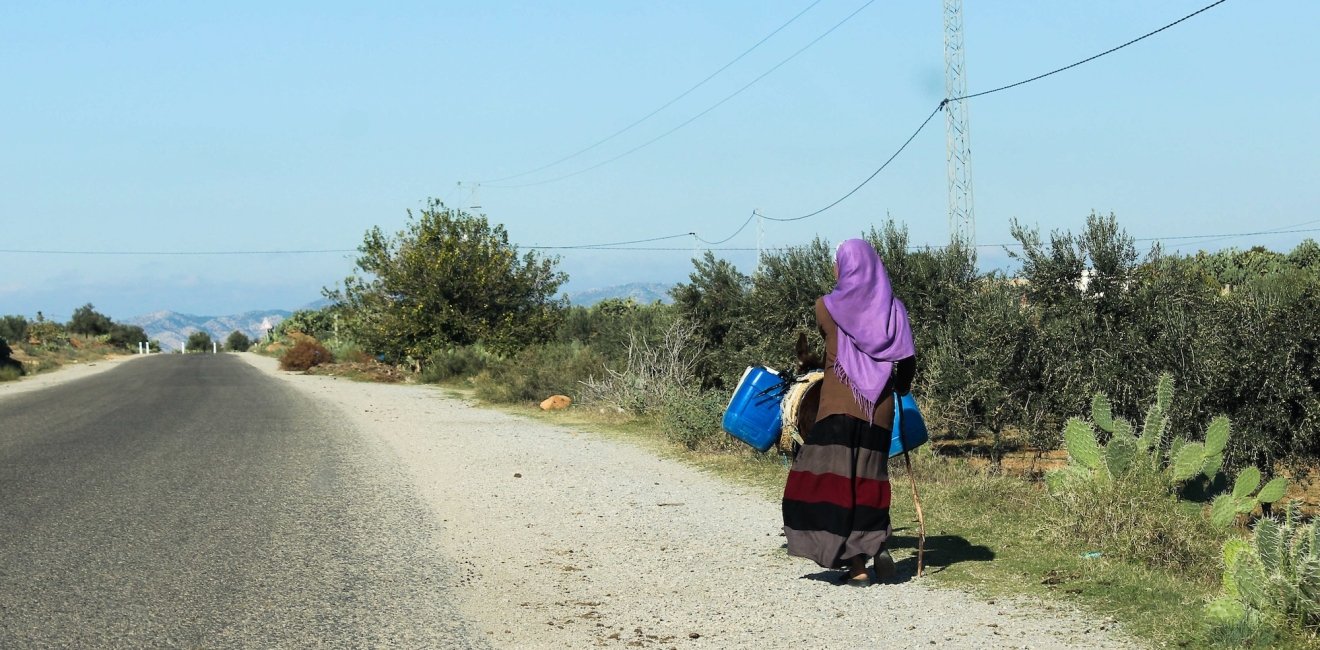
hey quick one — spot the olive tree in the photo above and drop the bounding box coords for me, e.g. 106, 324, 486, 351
328, 200, 567, 362
186, 331, 214, 353
68, 303, 113, 336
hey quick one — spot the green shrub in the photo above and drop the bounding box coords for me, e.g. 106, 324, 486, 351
472, 343, 604, 404
26, 320, 67, 349
225, 330, 252, 352
67, 303, 113, 336
658, 387, 732, 451
420, 345, 491, 383
186, 331, 214, 353
0, 338, 21, 381
0, 315, 28, 343
276, 308, 338, 341
325, 339, 370, 364
280, 339, 332, 371
107, 323, 148, 350
1045, 456, 1228, 580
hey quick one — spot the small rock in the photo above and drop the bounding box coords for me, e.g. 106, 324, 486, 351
689, 632, 701, 639
514, 473, 522, 478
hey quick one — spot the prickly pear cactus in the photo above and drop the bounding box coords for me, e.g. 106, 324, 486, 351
1209, 465, 1288, 528
1063, 417, 1101, 470
1213, 506, 1320, 633
1050, 373, 1291, 531
1091, 393, 1114, 434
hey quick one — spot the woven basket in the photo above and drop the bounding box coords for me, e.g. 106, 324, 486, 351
778, 371, 824, 454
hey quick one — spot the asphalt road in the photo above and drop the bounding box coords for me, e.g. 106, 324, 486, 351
0, 355, 482, 648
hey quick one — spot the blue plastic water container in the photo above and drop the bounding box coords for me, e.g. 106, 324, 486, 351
890, 392, 929, 456
722, 365, 786, 452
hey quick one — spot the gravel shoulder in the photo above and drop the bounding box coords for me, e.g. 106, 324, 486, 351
0, 354, 141, 401
241, 353, 1138, 649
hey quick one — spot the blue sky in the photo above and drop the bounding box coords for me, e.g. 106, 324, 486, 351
2, 1, 1316, 320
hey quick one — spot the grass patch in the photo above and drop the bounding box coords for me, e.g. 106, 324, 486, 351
452, 388, 1316, 649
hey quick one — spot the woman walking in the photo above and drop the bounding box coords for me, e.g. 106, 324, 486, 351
782, 238, 916, 586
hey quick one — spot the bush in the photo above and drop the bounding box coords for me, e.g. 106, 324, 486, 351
580, 319, 704, 416
659, 387, 733, 451
420, 345, 491, 383
67, 303, 113, 336
472, 342, 605, 404
275, 308, 337, 341
226, 330, 252, 352
329, 200, 567, 361
1044, 460, 1227, 580
0, 338, 22, 380
280, 339, 333, 371
186, 331, 214, 353
0, 315, 28, 343
26, 320, 67, 349
325, 339, 371, 364
107, 324, 148, 350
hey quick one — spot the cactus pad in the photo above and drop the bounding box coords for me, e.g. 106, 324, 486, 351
1063, 417, 1101, 470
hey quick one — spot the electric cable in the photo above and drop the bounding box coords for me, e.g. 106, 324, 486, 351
694, 211, 758, 245
537, 0, 1234, 247
0, 0, 1252, 259
479, 0, 824, 184
759, 103, 944, 223
487, 0, 877, 189
532, 233, 695, 250
949, 0, 1230, 103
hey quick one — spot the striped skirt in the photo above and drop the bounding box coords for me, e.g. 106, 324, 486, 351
782, 414, 891, 569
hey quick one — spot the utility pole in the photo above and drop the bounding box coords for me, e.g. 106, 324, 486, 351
944, 0, 976, 249
754, 209, 764, 276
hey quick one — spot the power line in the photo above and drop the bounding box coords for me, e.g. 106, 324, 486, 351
694, 211, 757, 245
760, 103, 944, 223
523, 227, 1320, 253
532, 233, 695, 250
487, 0, 877, 189
1, 0, 1246, 260
2, 225, 1313, 258
949, 0, 1230, 103
479, 0, 825, 184
532, 0, 1235, 249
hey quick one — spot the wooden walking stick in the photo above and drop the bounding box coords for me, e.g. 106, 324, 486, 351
902, 450, 926, 577
894, 391, 928, 577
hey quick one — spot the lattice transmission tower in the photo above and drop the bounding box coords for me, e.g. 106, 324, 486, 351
943, 0, 975, 248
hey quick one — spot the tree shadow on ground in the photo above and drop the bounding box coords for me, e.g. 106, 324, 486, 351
789, 527, 995, 586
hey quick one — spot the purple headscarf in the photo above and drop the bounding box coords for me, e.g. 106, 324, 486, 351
823, 239, 916, 419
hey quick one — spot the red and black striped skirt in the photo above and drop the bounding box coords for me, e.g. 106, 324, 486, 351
782, 414, 891, 569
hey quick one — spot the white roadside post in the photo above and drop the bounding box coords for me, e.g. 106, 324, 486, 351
212, 341, 217, 354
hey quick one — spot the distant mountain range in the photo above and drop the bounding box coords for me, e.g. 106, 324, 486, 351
128, 309, 291, 352
566, 282, 673, 306
129, 284, 674, 350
